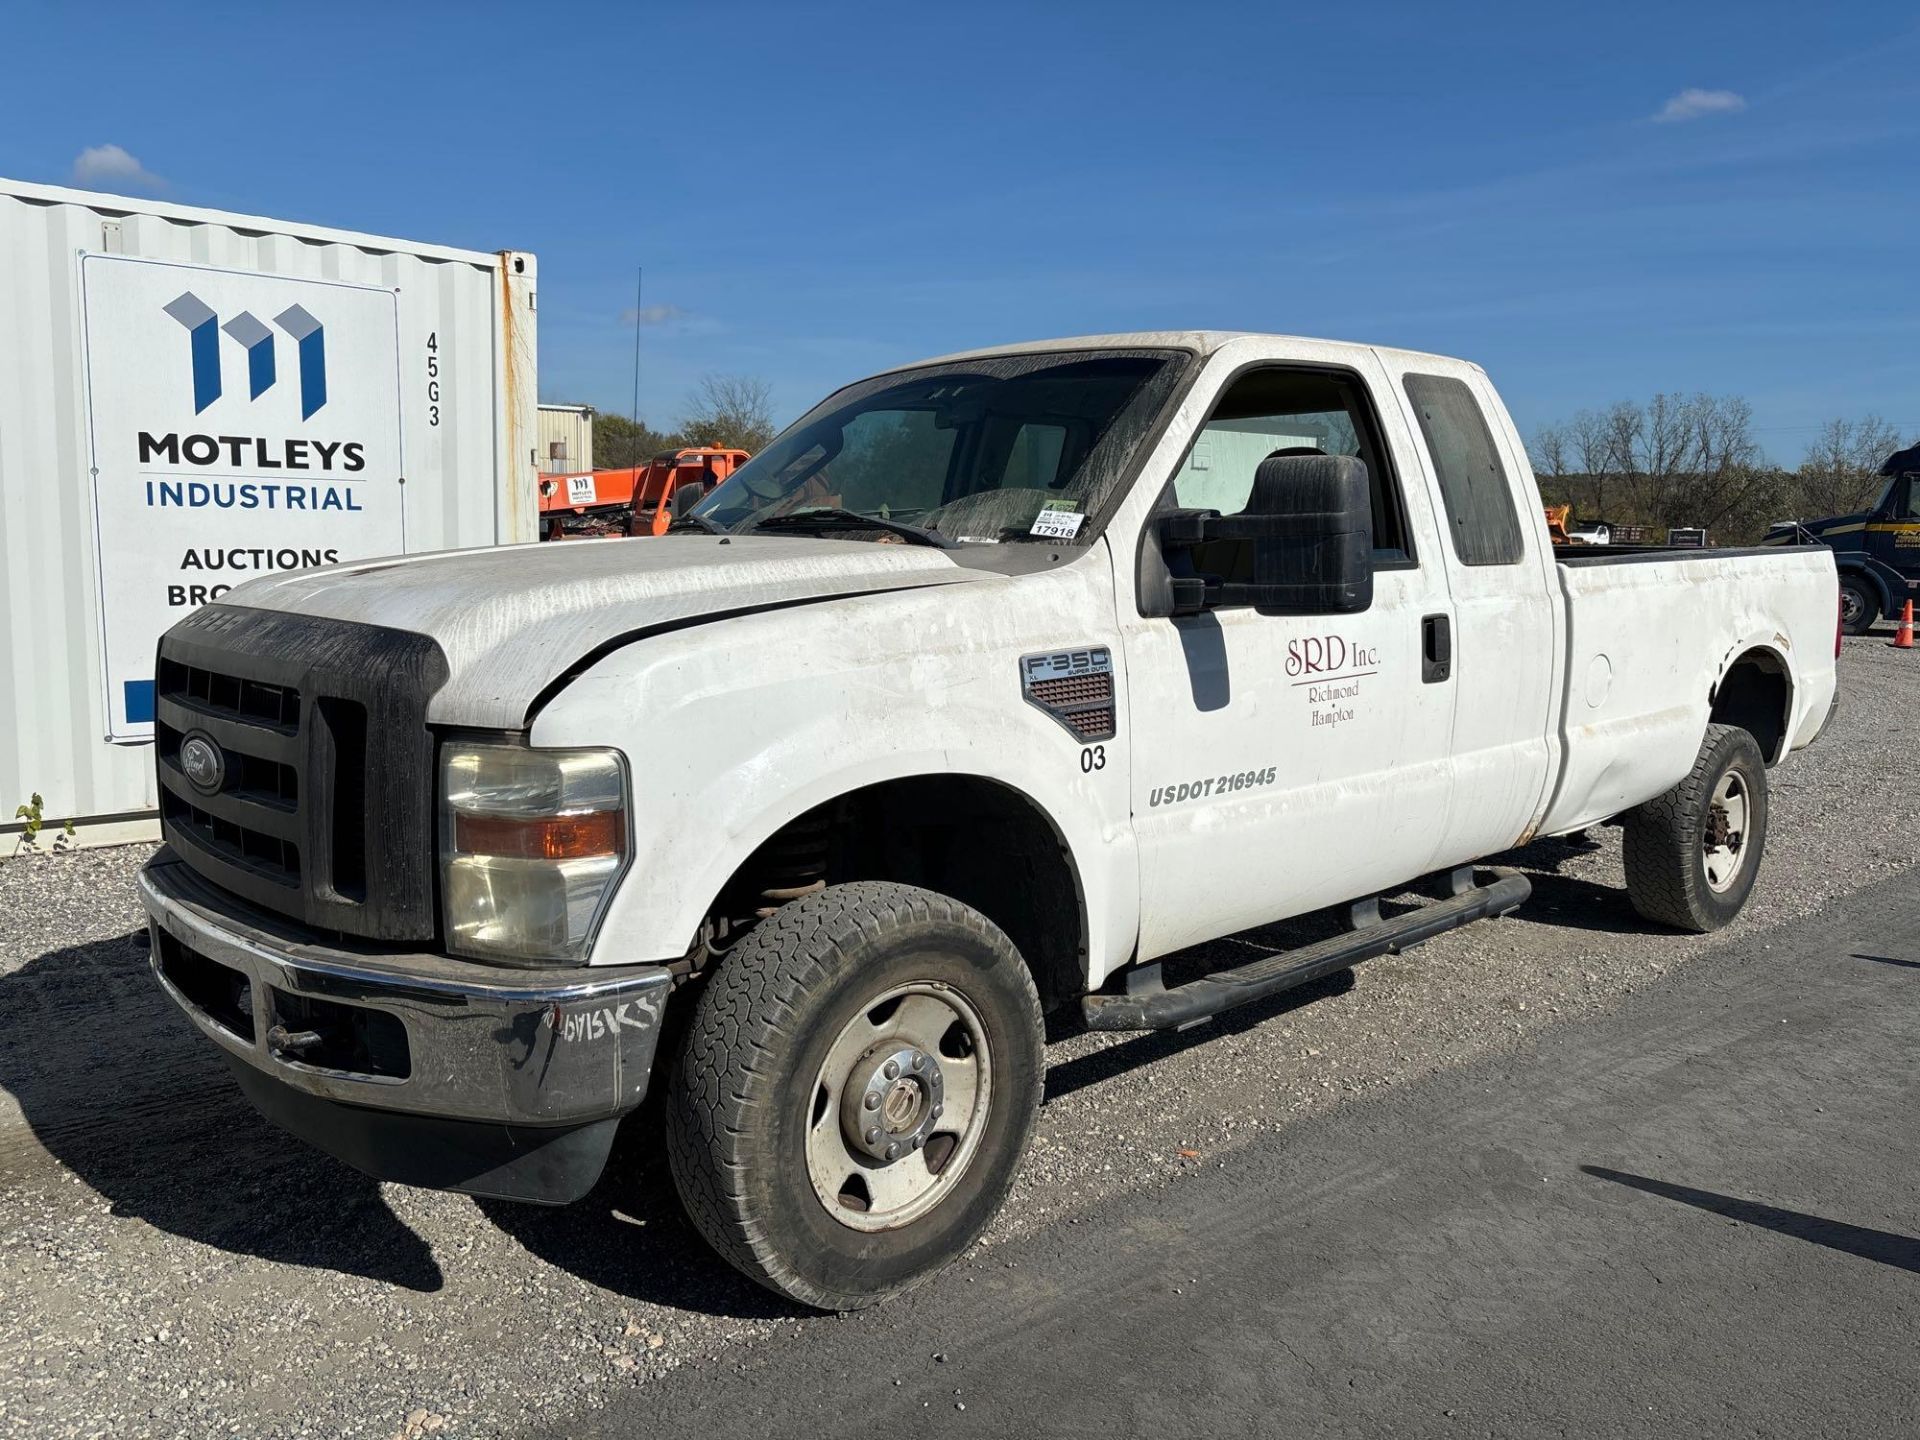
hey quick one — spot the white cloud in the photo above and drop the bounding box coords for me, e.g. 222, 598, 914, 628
70, 143, 167, 191
1652, 88, 1748, 124
621, 303, 689, 327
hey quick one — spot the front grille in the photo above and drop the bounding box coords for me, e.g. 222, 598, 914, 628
155, 667, 307, 892
158, 658, 300, 730
154, 605, 449, 942
159, 789, 300, 886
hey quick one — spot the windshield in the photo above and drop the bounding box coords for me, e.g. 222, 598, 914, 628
691, 350, 1187, 544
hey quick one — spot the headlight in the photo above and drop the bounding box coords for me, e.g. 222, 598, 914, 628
440, 741, 629, 964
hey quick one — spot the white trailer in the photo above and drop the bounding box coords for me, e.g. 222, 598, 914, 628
0, 178, 537, 839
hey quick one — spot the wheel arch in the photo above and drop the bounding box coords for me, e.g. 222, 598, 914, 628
703, 770, 1092, 1014
1709, 643, 1794, 765
1836, 559, 1893, 615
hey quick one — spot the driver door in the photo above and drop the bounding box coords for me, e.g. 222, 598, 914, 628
1866, 474, 1920, 581
1118, 354, 1459, 960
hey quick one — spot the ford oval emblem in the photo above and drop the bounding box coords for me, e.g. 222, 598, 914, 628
180, 733, 226, 794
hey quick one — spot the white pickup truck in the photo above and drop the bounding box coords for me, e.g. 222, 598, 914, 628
140, 332, 1838, 1309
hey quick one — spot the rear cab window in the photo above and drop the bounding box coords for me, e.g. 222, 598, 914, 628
1401, 373, 1524, 566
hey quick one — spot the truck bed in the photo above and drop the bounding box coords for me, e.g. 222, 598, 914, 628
1537, 544, 1839, 837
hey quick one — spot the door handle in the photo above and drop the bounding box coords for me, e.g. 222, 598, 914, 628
1422, 614, 1452, 683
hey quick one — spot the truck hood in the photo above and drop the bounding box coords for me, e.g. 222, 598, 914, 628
1773, 510, 1870, 539
220, 535, 989, 728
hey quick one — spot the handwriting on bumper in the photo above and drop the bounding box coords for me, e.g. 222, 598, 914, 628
549, 995, 659, 1043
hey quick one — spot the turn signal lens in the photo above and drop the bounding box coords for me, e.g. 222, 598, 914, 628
453, 811, 625, 861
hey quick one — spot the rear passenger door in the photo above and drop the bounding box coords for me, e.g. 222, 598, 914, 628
1383, 359, 1560, 865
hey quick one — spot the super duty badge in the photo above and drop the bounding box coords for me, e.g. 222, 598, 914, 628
1020, 647, 1117, 743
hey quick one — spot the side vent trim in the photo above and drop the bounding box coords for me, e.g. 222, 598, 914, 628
1020, 647, 1117, 743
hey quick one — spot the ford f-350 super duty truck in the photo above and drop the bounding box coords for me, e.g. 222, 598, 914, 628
140, 332, 1839, 1309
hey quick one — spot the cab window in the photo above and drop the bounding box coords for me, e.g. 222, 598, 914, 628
1402, 373, 1524, 566
1172, 367, 1413, 564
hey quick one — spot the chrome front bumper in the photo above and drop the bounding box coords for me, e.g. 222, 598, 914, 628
139, 850, 673, 1201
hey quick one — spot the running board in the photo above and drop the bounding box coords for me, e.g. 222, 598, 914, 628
1081, 868, 1532, 1031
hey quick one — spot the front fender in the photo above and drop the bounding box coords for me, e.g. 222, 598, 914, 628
1836, 558, 1896, 615
528, 569, 1137, 983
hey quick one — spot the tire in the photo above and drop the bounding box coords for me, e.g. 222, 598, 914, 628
1621, 723, 1768, 933
1839, 576, 1878, 635
664, 881, 1045, 1310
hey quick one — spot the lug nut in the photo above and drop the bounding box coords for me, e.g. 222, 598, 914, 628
886, 1142, 900, 1161
913, 1136, 924, 1150
865, 1128, 880, 1146
863, 1092, 881, 1111
883, 1060, 899, 1080
912, 1053, 926, 1071
932, 1105, 943, 1119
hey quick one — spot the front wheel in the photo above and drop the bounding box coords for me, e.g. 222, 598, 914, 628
664, 882, 1045, 1310
1621, 723, 1769, 933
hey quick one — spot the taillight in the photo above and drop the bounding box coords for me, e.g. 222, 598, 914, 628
1836, 591, 1845, 658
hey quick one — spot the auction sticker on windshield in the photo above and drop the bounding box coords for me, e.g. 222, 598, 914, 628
1030, 499, 1085, 540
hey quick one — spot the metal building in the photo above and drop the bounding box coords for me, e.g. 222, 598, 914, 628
0, 177, 539, 840
538, 403, 595, 473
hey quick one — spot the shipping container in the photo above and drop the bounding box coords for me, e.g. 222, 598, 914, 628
0, 177, 538, 840
538, 402, 595, 473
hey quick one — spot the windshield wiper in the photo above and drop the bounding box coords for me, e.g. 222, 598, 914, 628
665, 510, 727, 535
743, 508, 958, 549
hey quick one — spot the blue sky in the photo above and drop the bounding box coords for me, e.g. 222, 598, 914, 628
4, 1, 1916, 459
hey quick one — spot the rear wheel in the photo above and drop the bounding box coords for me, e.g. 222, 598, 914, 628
1622, 723, 1768, 933
1839, 576, 1878, 635
665, 882, 1045, 1310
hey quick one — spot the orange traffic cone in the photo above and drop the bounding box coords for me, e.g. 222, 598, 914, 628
1895, 600, 1915, 650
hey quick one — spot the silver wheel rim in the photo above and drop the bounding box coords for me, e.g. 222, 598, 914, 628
804, 981, 992, 1233
1703, 771, 1751, 893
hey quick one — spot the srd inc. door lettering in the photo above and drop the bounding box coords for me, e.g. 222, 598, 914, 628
1287, 633, 1380, 731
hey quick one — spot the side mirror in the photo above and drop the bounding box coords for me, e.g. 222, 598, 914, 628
1160, 454, 1374, 616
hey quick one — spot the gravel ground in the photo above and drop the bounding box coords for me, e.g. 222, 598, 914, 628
1, 634, 1913, 1440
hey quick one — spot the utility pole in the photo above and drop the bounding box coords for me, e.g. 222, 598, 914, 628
630, 265, 643, 422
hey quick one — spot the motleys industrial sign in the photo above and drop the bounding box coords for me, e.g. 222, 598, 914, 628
82, 256, 405, 741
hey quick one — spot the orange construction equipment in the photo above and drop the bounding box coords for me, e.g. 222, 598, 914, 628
628, 447, 751, 536
1895, 600, 1915, 649
1544, 504, 1573, 544
537, 448, 751, 540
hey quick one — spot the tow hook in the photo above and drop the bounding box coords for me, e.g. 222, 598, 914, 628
266, 1024, 325, 1058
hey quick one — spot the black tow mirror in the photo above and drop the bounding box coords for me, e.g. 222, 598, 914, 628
1160, 453, 1374, 617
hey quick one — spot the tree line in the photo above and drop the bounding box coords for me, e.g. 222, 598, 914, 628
593, 374, 779, 468
1530, 397, 1909, 544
